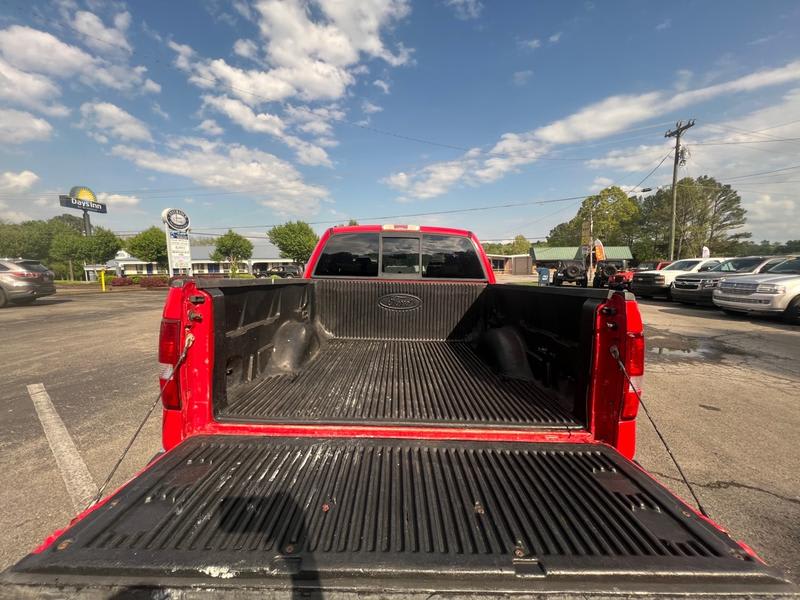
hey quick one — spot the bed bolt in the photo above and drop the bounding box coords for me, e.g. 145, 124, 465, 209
514, 547, 525, 558
322, 503, 330, 513
188, 310, 203, 322
188, 295, 206, 304
473, 501, 485, 515
284, 544, 295, 554
606, 322, 618, 330
600, 306, 617, 316
56, 539, 73, 551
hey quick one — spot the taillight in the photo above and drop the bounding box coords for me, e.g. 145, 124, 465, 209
158, 318, 182, 410
621, 332, 644, 419
159, 319, 180, 364
11, 271, 38, 278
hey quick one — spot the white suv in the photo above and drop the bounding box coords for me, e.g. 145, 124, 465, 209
630, 257, 729, 299
713, 256, 800, 324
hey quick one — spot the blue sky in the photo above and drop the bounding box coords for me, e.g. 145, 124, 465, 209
1, 0, 799, 242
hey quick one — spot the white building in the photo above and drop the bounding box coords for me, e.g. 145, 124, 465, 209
84, 241, 291, 279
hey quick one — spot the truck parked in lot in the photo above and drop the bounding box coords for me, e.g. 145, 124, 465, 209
671, 256, 787, 306
713, 255, 800, 324
2, 225, 795, 598
608, 260, 671, 290
631, 257, 728, 299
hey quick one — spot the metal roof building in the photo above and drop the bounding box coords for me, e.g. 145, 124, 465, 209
531, 246, 633, 262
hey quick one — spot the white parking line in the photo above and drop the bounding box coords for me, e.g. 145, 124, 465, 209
26, 383, 98, 512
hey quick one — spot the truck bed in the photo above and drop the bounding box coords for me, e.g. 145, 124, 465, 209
218, 339, 579, 427
5, 435, 791, 597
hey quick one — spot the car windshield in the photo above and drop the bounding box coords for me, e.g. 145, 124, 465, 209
662, 260, 701, 271
710, 258, 763, 272
765, 257, 800, 274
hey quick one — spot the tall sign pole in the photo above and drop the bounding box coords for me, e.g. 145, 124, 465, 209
665, 119, 695, 261
161, 208, 192, 277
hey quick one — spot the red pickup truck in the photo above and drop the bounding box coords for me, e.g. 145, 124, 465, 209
2, 225, 794, 598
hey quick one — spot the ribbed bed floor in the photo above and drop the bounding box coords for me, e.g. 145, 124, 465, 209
218, 340, 579, 428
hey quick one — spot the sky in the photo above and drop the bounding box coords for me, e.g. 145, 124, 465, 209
1, 0, 799, 243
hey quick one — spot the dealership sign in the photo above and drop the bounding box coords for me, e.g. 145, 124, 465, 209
58, 186, 107, 213
161, 208, 192, 274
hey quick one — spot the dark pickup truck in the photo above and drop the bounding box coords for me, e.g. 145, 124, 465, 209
2, 225, 795, 598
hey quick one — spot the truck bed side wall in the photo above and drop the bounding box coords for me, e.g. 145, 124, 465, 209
184, 279, 620, 446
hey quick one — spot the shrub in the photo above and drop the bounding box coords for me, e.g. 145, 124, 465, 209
139, 276, 169, 288
110, 276, 136, 287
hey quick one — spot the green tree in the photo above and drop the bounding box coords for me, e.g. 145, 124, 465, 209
210, 230, 254, 276
507, 234, 531, 255
126, 226, 168, 265
268, 221, 319, 264
49, 232, 84, 280
547, 186, 640, 247
80, 227, 122, 264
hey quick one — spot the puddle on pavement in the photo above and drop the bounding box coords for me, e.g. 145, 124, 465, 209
644, 325, 750, 363
649, 346, 708, 359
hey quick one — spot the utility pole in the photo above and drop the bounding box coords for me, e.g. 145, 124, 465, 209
665, 119, 694, 260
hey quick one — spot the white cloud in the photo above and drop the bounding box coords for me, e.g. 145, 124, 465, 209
112, 139, 329, 215
1, 170, 39, 191
203, 94, 285, 136
233, 38, 259, 60
747, 194, 798, 240
96, 192, 139, 206
143, 78, 161, 93
0, 108, 52, 143
80, 102, 153, 142
589, 176, 613, 192
284, 104, 344, 136
674, 68, 692, 91
548, 31, 562, 43
520, 38, 541, 50
656, 19, 671, 31
197, 118, 224, 136
72, 10, 132, 56
362, 100, 383, 114
202, 94, 333, 166
446, 0, 483, 20
151, 102, 169, 120
171, 0, 412, 105
512, 70, 533, 86
373, 78, 390, 93
0, 58, 69, 116
0, 170, 39, 222
0, 25, 159, 94
382, 60, 800, 201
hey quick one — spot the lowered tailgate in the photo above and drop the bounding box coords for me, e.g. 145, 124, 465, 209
2, 435, 793, 598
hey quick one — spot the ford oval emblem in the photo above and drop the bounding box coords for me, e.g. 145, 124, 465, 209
378, 293, 422, 311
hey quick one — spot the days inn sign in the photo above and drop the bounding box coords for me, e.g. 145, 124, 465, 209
58, 186, 107, 214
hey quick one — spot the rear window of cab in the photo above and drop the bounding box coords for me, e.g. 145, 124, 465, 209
313, 233, 486, 279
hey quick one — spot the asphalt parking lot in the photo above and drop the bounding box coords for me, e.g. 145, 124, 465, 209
0, 290, 798, 580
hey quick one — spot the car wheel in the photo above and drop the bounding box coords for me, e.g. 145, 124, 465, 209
783, 296, 800, 325
0, 289, 7, 308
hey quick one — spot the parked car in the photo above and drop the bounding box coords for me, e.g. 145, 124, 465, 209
631, 257, 728, 299
608, 260, 671, 290
256, 264, 303, 278
551, 260, 588, 286
592, 260, 626, 288
0, 258, 56, 307
672, 256, 787, 306
3, 225, 793, 597
713, 255, 800, 324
